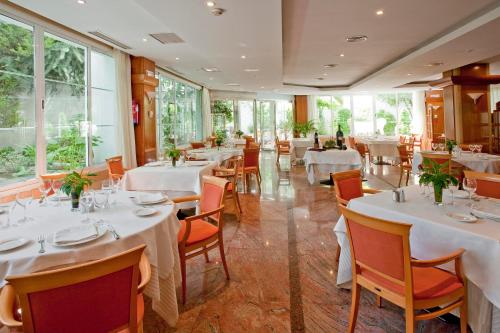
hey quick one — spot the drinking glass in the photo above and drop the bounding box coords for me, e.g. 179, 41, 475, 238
112, 177, 122, 194
79, 192, 93, 224
16, 193, 33, 224
38, 182, 52, 206
93, 190, 109, 210
477, 144, 483, 153
447, 183, 459, 206
463, 178, 477, 205
468, 144, 475, 154
51, 179, 64, 206
431, 143, 438, 151
438, 143, 445, 151
101, 179, 112, 193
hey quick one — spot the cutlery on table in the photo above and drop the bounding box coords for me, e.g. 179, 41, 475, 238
97, 220, 120, 240
37, 234, 46, 254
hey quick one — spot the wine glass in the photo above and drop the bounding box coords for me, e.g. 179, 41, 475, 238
93, 190, 109, 210
463, 178, 477, 205
468, 144, 475, 154
16, 193, 33, 224
101, 179, 112, 193
38, 181, 52, 206
431, 143, 438, 151
438, 143, 445, 151
476, 144, 483, 154
51, 179, 63, 206
79, 192, 93, 224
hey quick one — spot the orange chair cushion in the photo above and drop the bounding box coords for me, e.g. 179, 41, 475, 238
337, 177, 363, 201
360, 266, 463, 300
178, 219, 219, 245
118, 294, 145, 333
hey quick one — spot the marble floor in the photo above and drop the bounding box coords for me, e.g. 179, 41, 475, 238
143, 152, 464, 333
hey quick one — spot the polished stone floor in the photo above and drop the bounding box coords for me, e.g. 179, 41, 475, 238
143, 152, 464, 333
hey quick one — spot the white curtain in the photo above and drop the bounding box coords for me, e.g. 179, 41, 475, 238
307, 95, 318, 124
113, 49, 137, 169
202, 87, 212, 138
412, 91, 425, 134
491, 84, 500, 110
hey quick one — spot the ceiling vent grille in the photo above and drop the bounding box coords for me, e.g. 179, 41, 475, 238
88, 31, 131, 49
150, 33, 184, 44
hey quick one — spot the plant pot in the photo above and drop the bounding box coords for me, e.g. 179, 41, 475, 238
433, 184, 443, 205
71, 191, 80, 211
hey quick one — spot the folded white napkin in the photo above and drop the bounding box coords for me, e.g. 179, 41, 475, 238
472, 204, 500, 222
186, 161, 209, 167
137, 192, 165, 204
54, 225, 98, 244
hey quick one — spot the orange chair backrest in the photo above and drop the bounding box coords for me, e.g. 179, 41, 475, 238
420, 152, 452, 174
190, 142, 205, 149
397, 144, 411, 164
106, 156, 125, 177
464, 170, 500, 199
245, 137, 255, 148
355, 142, 367, 156
243, 148, 260, 168
348, 136, 356, 149
39, 173, 66, 196
6, 245, 146, 333
340, 206, 412, 286
332, 170, 364, 202
200, 176, 228, 221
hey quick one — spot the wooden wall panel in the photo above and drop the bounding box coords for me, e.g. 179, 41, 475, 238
131, 56, 159, 166
294, 96, 308, 121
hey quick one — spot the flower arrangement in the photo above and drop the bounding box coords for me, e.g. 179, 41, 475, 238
215, 129, 227, 148
166, 146, 181, 167
419, 158, 458, 204
445, 139, 457, 154
60, 169, 95, 209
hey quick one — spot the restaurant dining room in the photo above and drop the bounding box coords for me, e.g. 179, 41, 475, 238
1, 0, 500, 332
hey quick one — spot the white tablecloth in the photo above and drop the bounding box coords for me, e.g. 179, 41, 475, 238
189, 148, 242, 165
0, 191, 181, 326
334, 186, 500, 333
303, 148, 362, 185
356, 136, 399, 158
123, 161, 217, 194
290, 138, 314, 164
413, 151, 500, 174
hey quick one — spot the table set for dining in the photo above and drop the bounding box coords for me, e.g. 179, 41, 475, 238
355, 135, 400, 164
0, 189, 182, 326
413, 150, 500, 174
188, 147, 242, 165
334, 185, 500, 333
302, 148, 362, 184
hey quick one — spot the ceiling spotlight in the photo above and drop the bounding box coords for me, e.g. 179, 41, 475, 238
241, 55, 246, 59
323, 64, 337, 69
244, 68, 259, 72
77, 0, 86, 4
425, 62, 444, 67
340, 53, 345, 57
346, 35, 368, 42
209, 77, 214, 80
202, 67, 220, 72
211, 8, 225, 16
260, 86, 265, 89
473, 65, 480, 70
175, 57, 180, 60
407, 73, 413, 76
376, 10, 384, 15
225, 83, 240, 86
322, 73, 328, 76
206, 1, 215, 7
142, 38, 148, 42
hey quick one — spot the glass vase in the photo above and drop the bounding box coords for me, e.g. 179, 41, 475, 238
433, 184, 443, 206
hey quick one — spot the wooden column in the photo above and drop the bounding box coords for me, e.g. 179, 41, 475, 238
294, 95, 308, 137
131, 56, 159, 166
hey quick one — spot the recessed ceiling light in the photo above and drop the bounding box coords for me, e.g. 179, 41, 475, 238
175, 57, 180, 60
260, 86, 265, 89
225, 83, 240, 86
142, 38, 148, 42
244, 68, 259, 72
206, 1, 215, 7
340, 53, 345, 57
473, 65, 480, 70
77, 0, 86, 4
376, 10, 384, 15
240, 55, 246, 59
322, 73, 328, 76
425, 62, 444, 67
323, 64, 337, 69
209, 77, 214, 80
407, 73, 413, 76
346, 35, 368, 42
202, 67, 220, 72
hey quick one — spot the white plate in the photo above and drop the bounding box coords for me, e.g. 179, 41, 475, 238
444, 189, 469, 199
446, 212, 477, 223
132, 195, 169, 205
134, 207, 158, 217
186, 161, 210, 167
48, 224, 107, 247
0, 238, 30, 252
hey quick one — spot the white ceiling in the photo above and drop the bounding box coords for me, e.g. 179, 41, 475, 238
8, 0, 500, 95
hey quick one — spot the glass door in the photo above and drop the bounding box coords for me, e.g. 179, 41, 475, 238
237, 100, 255, 137
256, 101, 276, 150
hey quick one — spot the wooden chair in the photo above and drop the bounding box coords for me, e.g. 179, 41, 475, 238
340, 206, 467, 333
190, 141, 205, 149
106, 155, 128, 181
397, 145, 413, 187
420, 152, 452, 174
348, 136, 356, 149
355, 142, 371, 169
275, 137, 291, 164
245, 137, 255, 148
0, 245, 151, 333
240, 148, 261, 193
331, 170, 380, 262
412, 134, 422, 151
172, 176, 230, 304
464, 170, 500, 199
39, 172, 67, 196
213, 156, 243, 220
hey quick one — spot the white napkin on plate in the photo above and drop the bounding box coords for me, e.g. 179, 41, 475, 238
471, 204, 500, 222
136, 192, 165, 204
185, 161, 209, 167
54, 225, 99, 244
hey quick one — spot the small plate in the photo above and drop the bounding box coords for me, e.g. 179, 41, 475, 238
0, 238, 30, 252
446, 212, 477, 223
134, 207, 158, 217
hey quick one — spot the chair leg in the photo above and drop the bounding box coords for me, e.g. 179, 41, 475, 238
405, 170, 410, 186
235, 191, 242, 213
256, 172, 261, 192
335, 246, 340, 262
203, 247, 210, 262
405, 308, 415, 333
138, 320, 144, 333
398, 167, 404, 187
375, 295, 382, 308
460, 296, 468, 333
179, 251, 187, 304
218, 239, 230, 280
232, 194, 241, 219
348, 283, 361, 333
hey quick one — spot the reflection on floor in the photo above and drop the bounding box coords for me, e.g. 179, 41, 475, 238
144, 152, 463, 332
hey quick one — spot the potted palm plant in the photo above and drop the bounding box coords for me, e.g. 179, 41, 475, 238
419, 158, 458, 205
60, 170, 95, 211
293, 120, 316, 138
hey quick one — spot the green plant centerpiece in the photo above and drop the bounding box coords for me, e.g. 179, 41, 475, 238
323, 139, 336, 149
445, 139, 457, 154
293, 120, 316, 138
215, 129, 227, 149
166, 146, 181, 167
419, 158, 458, 205
235, 130, 244, 139
60, 170, 95, 210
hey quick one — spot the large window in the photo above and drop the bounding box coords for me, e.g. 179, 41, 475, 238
237, 100, 254, 136
156, 74, 202, 149
276, 100, 293, 140
316, 96, 352, 136
211, 99, 234, 134
0, 13, 117, 187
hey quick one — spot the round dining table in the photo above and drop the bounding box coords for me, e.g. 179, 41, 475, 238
189, 147, 242, 165
0, 191, 182, 327
412, 151, 500, 174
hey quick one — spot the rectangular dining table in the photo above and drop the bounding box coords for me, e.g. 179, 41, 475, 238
303, 148, 362, 185
0, 191, 182, 327
333, 185, 500, 333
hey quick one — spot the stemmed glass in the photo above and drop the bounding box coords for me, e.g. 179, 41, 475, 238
79, 192, 93, 224
476, 144, 483, 154
93, 190, 109, 210
16, 192, 33, 224
51, 179, 63, 206
38, 181, 52, 206
463, 178, 477, 206
431, 143, 438, 151
438, 143, 445, 151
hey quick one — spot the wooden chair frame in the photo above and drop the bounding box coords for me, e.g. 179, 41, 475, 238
420, 152, 452, 174
275, 137, 291, 165
105, 155, 129, 181
0, 245, 151, 333
397, 144, 413, 187
172, 176, 230, 304
240, 148, 261, 193
339, 206, 467, 333
212, 156, 243, 220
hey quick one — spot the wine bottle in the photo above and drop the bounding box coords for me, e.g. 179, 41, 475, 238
336, 125, 344, 148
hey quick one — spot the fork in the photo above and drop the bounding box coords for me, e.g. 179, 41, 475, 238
37, 234, 46, 254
